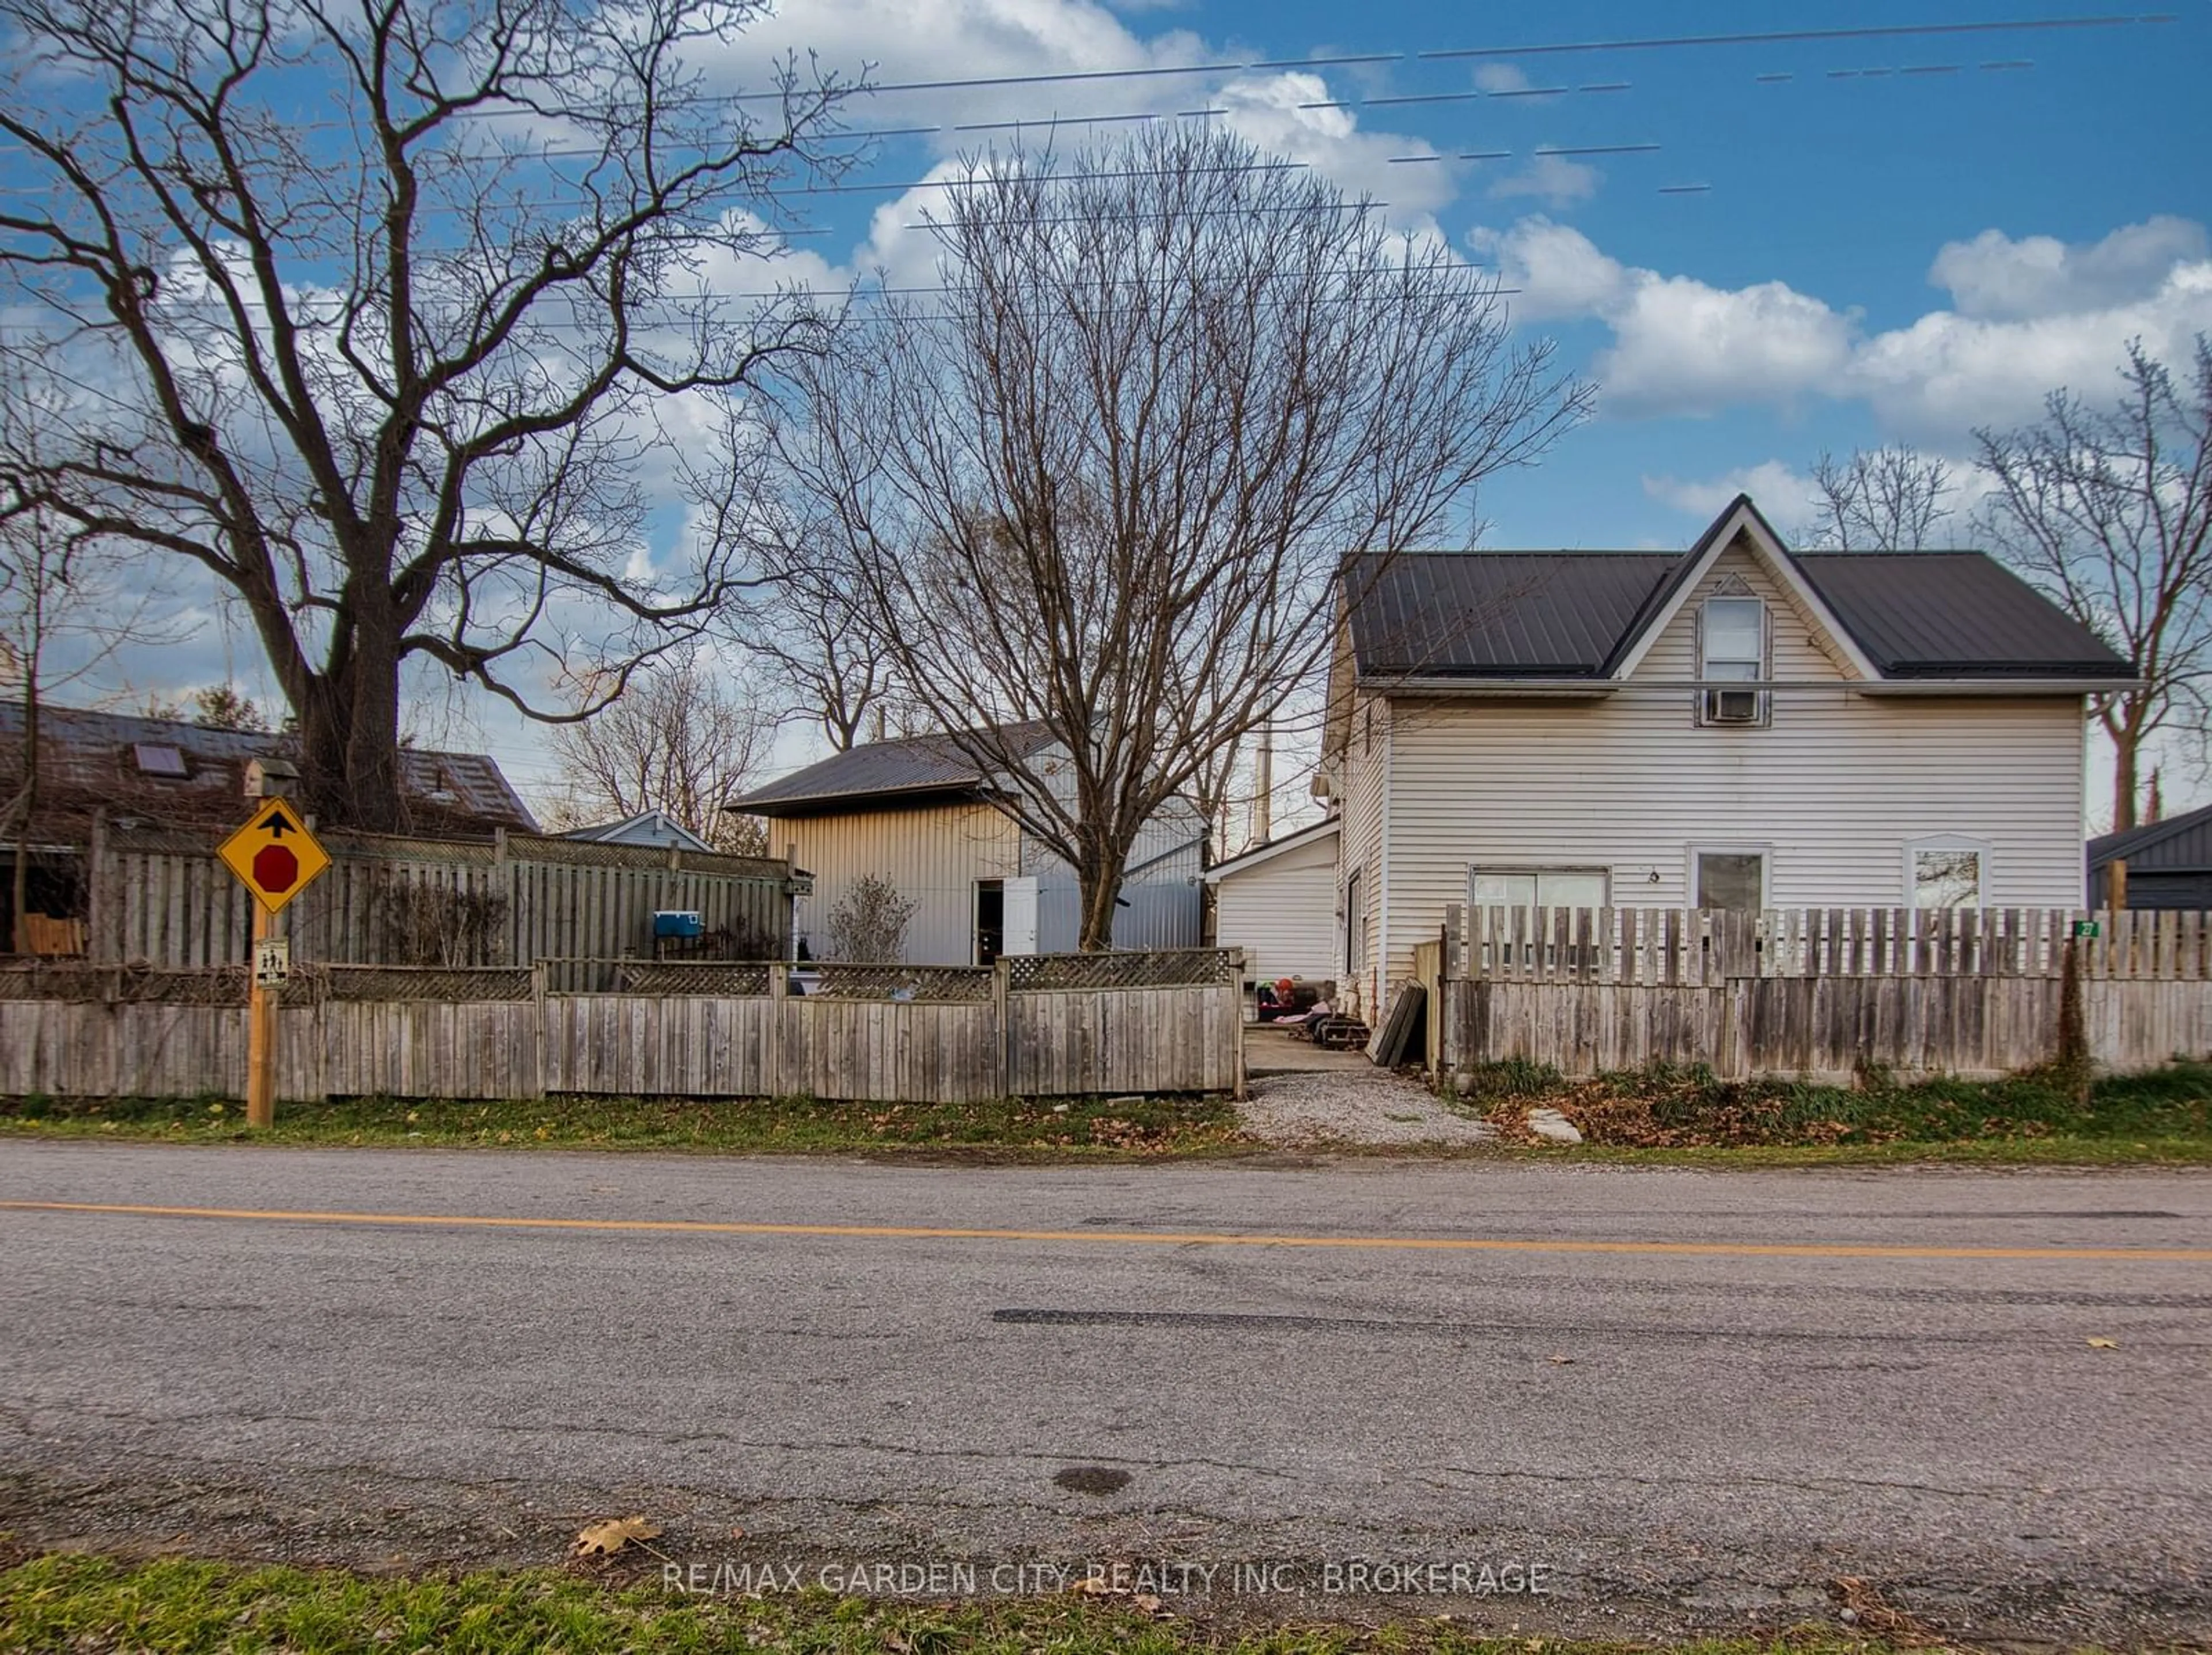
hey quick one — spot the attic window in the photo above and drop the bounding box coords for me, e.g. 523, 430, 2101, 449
1697, 594, 1768, 726
132, 743, 188, 778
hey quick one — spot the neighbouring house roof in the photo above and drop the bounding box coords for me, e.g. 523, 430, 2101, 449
0, 702, 539, 836
2088, 803, 2212, 874
562, 809, 715, 852
1202, 816, 1341, 883
729, 720, 1059, 817
1342, 494, 2135, 687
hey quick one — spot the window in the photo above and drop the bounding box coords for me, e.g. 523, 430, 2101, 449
131, 743, 188, 778
1694, 850, 1766, 911
1468, 868, 1611, 909
1698, 594, 1767, 725
1906, 839, 1986, 909
1345, 869, 1365, 973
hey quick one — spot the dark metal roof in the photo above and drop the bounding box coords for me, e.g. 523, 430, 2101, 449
0, 701, 537, 832
1342, 497, 2134, 682
730, 720, 1058, 816
1793, 553, 2132, 679
1344, 552, 1677, 676
2088, 802, 2212, 873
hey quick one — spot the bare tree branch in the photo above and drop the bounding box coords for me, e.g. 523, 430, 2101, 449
768, 124, 1588, 948
546, 646, 774, 853
0, 0, 856, 828
1806, 448, 1956, 550
1975, 336, 2212, 832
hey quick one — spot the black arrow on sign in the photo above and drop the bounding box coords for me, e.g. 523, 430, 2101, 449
259, 810, 293, 836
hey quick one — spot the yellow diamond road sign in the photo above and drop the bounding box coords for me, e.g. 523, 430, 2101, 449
218, 798, 331, 914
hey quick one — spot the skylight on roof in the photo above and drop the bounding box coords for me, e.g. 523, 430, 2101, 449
132, 743, 188, 778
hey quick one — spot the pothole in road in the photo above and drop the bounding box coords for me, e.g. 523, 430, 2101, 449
1053, 1466, 1132, 1496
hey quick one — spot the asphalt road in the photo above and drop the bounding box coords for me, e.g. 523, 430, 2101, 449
2, 1142, 2209, 1642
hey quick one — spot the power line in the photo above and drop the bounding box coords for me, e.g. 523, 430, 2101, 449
0, 7, 2137, 147
702, 11, 2167, 103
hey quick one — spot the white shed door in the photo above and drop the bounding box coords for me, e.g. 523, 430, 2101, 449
1003, 877, 1040, 956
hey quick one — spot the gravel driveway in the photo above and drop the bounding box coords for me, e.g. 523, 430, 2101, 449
1238, 1064, 1498, 1146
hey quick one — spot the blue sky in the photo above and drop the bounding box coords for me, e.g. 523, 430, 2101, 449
730, 0, 2209, 553
16, 0, 2210, 812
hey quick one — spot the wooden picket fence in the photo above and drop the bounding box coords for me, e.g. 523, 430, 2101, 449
70, 819, 801, 969
0, 949, 1247, 1104
1441, 906, 2212, 1080
1446, 904, 2202, 985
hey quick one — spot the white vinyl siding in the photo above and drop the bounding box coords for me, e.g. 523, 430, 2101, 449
782, 762, 1205, 965
1210, 826, 1340, 985
1334, 690, 1391, 1013
785, 801, 1022, 965
1368, 540, 2089, 999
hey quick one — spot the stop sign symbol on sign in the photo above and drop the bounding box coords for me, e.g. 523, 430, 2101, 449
252, 844, 299, 893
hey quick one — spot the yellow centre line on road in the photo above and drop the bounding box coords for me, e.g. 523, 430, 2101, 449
1, 1199, 2207, 1262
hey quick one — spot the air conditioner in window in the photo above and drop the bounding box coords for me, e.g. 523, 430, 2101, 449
1703, 688, 1762, 724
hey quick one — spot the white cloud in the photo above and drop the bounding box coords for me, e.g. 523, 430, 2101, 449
1929, 217, 2209, 320
718, 0, 1205, 132
1474, 212, 2212, 437
1468, 215, 1626, 319
1641, 461, 1816, 521
1487, 152, 1599, 209
1473, 63, 1529, 95
1213, 72, 1454, 220
1473, 217, 1854, 416
1849, 261, 2212, 438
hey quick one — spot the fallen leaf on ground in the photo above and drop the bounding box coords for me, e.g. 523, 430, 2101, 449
1828, 1576, 1946, 1646
570, 1516, 662, 1558
1547, 1354, 1575, 1365
2087, 1337, 2119, 1349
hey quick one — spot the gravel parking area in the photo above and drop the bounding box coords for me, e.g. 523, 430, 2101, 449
1238, 1065, 1499, 1146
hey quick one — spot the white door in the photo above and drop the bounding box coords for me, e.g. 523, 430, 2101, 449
1003, 876, 1040, 956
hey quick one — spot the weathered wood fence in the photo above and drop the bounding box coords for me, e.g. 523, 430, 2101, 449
1441, 906, 2212, 1080
78, 820, 801, 968
0, 949, 1245, 1103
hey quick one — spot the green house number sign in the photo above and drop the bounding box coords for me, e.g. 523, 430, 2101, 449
2073, 920, 2101, 938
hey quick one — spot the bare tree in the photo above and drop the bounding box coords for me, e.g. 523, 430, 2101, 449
0, 365, 180, 949
0, 0, 854, 831
1975, 337, 2212, 833
730, 529, 899, 752
823, 872, 916, 963
142, 683, 271, 732
548, 648, 773, 853
771, 124, 1587, 949
1807, 448, 1957, 549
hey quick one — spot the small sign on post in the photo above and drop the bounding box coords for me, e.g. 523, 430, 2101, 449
253, 937, 290, 987
217, 797, 331, 914
218, 790, 329, 1130
2074, 919, 2101, 939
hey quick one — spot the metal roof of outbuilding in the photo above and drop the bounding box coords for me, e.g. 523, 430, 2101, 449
729, 720, 1058, 816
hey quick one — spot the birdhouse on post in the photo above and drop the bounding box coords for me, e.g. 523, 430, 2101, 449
244, 756, 300, 801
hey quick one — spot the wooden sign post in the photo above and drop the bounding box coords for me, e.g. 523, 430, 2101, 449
217, 767, 330, 1128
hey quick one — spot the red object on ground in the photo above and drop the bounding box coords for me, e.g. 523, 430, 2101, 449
252, 844, 299, 893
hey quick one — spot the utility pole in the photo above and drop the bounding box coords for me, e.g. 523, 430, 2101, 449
1252, 720, 1273, 846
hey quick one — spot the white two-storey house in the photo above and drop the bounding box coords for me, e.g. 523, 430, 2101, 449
1321, 494, 2137, 1016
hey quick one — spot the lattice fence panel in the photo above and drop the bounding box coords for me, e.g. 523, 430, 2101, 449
1006, 949, 1237, 993
802, 963, 994, 1003
294, 964, 537, 1003
0, 963, 248, 1004
616, 961, 773, 997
